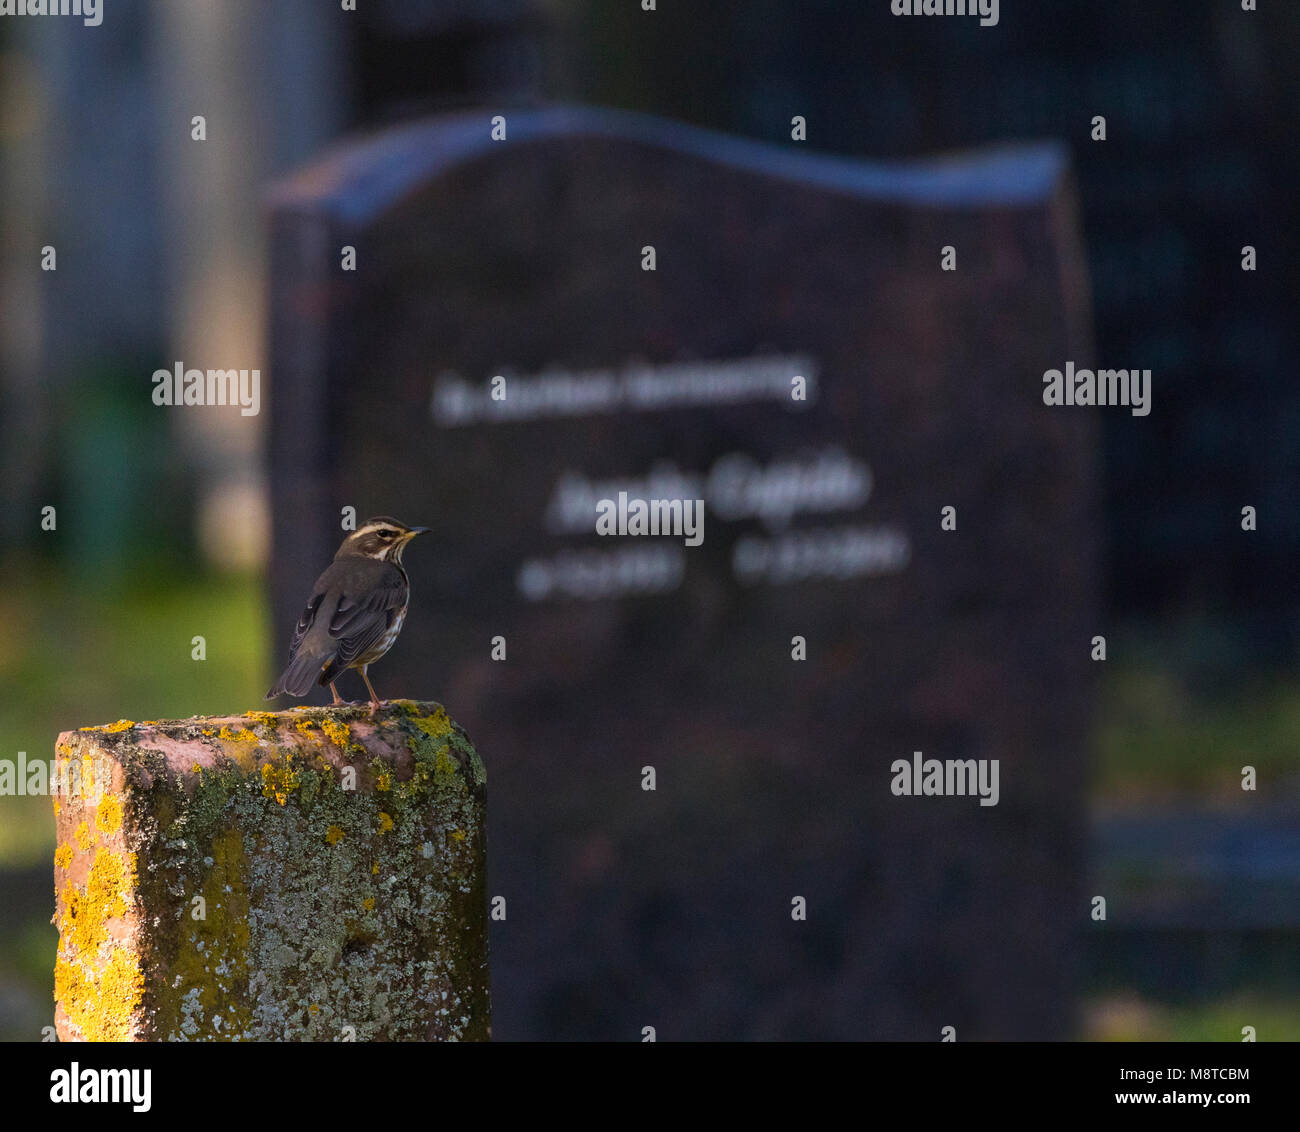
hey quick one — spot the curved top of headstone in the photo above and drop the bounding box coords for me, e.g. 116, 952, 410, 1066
266, 103, 1070, 225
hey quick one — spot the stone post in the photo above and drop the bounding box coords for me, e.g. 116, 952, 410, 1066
51, 701, 488, 1041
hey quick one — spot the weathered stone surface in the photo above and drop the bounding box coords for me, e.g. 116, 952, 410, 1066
51, 702, 488, 1042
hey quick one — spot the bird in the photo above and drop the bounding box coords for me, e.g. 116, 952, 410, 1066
266, 517, 430, 715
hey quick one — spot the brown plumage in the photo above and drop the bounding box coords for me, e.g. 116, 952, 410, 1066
266, 517, 429, 715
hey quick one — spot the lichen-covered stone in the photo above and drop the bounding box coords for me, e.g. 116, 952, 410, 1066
52, 701, 488, 1041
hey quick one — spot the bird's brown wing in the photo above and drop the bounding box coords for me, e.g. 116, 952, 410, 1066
320, 561, 409, 673
267, 583, 333, 699
287, 591, 324, 660
270, 559, 409, 697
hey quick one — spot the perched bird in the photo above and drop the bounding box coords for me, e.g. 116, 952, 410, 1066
266, 517, 429, 715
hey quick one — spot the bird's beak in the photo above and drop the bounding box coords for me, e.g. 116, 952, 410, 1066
406, 527, 431, 538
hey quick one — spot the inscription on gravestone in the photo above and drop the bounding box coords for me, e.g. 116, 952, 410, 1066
267, 106, 1097, 1040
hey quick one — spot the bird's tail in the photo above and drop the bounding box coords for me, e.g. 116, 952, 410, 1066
265, 651, 326, 700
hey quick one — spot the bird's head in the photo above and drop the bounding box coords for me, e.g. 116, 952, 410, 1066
335, 517, 430, 564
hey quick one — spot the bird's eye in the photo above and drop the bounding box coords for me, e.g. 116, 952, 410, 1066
378, 530, 394, 539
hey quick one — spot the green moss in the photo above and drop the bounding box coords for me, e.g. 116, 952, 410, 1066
404, 705, 487, 795
163, 827, 253, 1039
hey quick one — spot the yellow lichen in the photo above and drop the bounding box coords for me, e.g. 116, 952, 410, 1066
319, 718, 352, 749
218, 725, 258, 743
325, 825, 344, 845
56, 947, 144, 1042
260, 758, 300, 805
54, 846, 142, 1039
86, 851, 130, 918
377, 812, 394, 834
59, 881, 92, 951
95, 794, 123, 836
94, 950, 145, 1039
362, 897, 375, 912
451, 828, 467, 842
102, 720, 135, 733
54, 845, 73, 870
242, 711, 279, 727
53, 953, 77, 1006
375, 770, 392, 792
371, 861, 380, 875
75, 822, 94, 851
60, 850, 131, 958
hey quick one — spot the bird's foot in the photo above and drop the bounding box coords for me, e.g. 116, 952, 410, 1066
368, 699, 384, 719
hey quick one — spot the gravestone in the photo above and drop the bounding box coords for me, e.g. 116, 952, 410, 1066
267, 106, 1097, 1040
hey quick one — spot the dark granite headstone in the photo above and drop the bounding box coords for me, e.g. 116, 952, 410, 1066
267, 106, 1097, 1040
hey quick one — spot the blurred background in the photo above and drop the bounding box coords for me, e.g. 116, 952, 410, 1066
2, 0, 1299, 1040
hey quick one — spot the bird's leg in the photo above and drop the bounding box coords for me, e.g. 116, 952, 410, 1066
360, 667, 383, 717
330, 682, 344, 706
